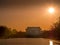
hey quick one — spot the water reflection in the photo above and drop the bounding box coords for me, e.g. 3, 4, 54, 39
50, 40, 60, 45
50, 40, 53, 45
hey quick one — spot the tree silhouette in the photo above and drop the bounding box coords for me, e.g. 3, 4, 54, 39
0, 26, 7, 36
0, 26, 11, 38
52, 17, 60, 40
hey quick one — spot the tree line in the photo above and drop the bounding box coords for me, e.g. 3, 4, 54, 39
0, 26, 26, 38
42, 17, 60, 40
0, 17, 60, 40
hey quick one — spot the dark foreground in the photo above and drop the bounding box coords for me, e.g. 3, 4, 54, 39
0, 38, 60, 45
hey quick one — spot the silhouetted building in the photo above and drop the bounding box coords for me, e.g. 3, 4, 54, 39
26, 27, 42, 36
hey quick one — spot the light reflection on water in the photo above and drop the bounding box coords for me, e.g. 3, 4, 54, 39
49, 40, 53, 45
49, 40, 60, 45
0, 38, 60, 45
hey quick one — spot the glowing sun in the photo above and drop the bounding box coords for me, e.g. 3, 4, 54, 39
48, 7, 55, 14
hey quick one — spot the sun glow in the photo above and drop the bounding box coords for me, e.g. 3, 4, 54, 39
48, 7, 55, 14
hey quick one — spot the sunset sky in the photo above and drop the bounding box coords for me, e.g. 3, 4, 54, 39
0, 0, 60, 31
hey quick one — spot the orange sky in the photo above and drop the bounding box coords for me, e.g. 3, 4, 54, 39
0, 1, 60, 31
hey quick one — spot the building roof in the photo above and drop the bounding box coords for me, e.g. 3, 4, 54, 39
26, 27, 41, 30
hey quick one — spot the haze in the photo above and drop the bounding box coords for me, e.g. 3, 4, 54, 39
0, 0, 60, 31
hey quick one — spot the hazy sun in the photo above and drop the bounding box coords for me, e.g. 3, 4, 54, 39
48, 7, 55, 14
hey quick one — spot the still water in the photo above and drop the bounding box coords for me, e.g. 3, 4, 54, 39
0, 38, 59, 45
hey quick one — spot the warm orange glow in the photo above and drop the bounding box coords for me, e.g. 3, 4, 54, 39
48, 7, 55, 14
0, 4, 59, 31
